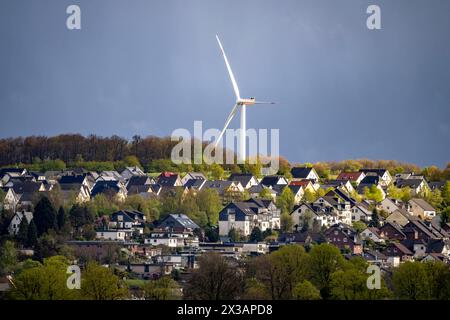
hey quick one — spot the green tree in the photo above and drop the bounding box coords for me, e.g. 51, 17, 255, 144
280, 212, 293, 232
423, 261, 450, 299
81, 262, 128, 300
277, 187, 295, 214
27, 219, 38, 248
210, 163, 225, 180
352, 221, 367, 233
303, 189, 317, 202
250, 226, 263, 242
142, 276, 181, 300
196, 189, 222, 225
17, 217, 29, 246
439, 206, 450, 227
250, 245, 308, 299
308, 244, 345, 299
9, 256, 76, 300
363, 185, 384, 203
33, 196, 57, 236
0, 240, 18, 275
184, 253, 244, 300
258, 188, 273, 200
57, 207, 67, 230
393, 261, 429, 300
293, 280, 321, 300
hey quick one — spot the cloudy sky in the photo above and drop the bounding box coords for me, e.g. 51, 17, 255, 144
0, 0, 449, 167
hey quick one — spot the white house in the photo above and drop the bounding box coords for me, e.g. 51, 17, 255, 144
8, 211, 33, 235
408, 198, 436, 220
95, 229, 128, 241
360, 227, 385, 243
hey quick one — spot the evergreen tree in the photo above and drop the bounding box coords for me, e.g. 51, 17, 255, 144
33, 197, 57, 237
17, 216, 29, 246
370, 209, 380, 228
57, 207, 66, 230
250, 227, 263, 242
27, 219, 38, 248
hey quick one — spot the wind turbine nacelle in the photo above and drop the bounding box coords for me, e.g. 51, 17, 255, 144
238, 98, 256, 105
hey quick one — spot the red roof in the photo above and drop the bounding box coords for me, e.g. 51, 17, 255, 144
289, 180, 312, 187
336, 172, 363, 181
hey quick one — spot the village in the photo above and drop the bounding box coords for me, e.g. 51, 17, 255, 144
1, 160, 449, 299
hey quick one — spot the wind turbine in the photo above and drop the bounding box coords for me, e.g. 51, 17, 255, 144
214, 35, 275, 162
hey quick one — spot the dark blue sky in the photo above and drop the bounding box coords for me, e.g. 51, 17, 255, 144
0, 0, 449, 167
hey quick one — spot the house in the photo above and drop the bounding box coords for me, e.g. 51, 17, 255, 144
260, 175, 288, 189
357, 175, 386, 197
313, 194, 352, 225
378, 198, 401, 214
120, 166, 146, 180
95, 229, 130, 241
385, 209, 412, 227
144, 230, 199, 248
181, 172, 207, 185
362, 250, 389, 266
109, 210, 146, 234
428, 181, 446, 191
379, 222, 406, 241
403, 220, 447, 242
91, 181, 128, 202
247, 184, 278, 200
395, 179, 429, 195
203, 180, 244, 198
8, 211, 33, 235
12, 181, 47, 209
426, 239, 450, 257
290, 203, 340, 230
184, 178, 207, 192
351, 203, 372, 223
98, 171, 125, 182
156, 214, 199, 233
421, 253, 449, 264
289, 180, 316, 193
288, 185, 305, 204
359, 169, 392, 187
336, 172, 366, 185
156, 172, 182, 187
291, 167, 320, 182
383, 242, 413, 262
58, 175, 91, 203
324, 224, 363, 254
126, 176, 155, 194
408, 198, 436, 220
361, 227, 385, 243
218, 199, 280, 237
1, 187, 19, 211
228, 173, 258, 189
320, 180, 355, 195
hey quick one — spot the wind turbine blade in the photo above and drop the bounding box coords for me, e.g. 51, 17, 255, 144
214, 104, 239, 148
253, 101, 276, 104
216, 35, 240, 100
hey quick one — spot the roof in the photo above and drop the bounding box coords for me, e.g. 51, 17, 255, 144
359, 175, 380, 186
157, 173, 180, 186
59, 175, 85, 184
184, 178, 206, 189
385, 242, 413, 255
289, 180, 312, 187
260, 175, 286, 187
359, 168, 389, 176
91, 181, 122, 197
158, 213, 199, 230
428, 181, 446, 190
127, 176, 152, 187
291, 167, 316, 179
228, 173, 255, 186
395, 179, 425, 188
409, 198, 435, 211
12, 181, 42, 194
336, 172, 364, 181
